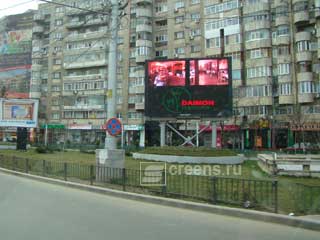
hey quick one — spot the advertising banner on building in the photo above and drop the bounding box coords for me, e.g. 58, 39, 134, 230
145, 58, 232, 118
0, 30, 32, 55
0, 98, 38, 127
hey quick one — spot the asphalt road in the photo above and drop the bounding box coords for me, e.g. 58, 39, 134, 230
0, 172, 318, 240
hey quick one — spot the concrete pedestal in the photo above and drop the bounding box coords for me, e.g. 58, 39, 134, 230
95, 149, 125, 181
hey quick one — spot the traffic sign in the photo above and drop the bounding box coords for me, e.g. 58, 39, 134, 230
106, 118, 122, 136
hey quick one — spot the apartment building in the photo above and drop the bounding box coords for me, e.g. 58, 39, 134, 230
29, 0, 320, 148
30, 0, 129, 144
127, 0, 320, 149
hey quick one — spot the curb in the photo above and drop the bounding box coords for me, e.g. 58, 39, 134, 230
1, 167, 320, 231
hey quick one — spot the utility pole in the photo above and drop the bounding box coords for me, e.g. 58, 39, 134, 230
105, 0, 119, 150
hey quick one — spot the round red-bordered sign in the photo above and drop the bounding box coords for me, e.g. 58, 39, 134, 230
106, 118, 122, 136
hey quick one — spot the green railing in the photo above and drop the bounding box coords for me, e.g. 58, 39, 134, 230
0, 154, 280, 213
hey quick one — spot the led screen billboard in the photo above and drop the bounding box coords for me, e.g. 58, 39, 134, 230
0, 98, 39, 127
145, 58, 232, 118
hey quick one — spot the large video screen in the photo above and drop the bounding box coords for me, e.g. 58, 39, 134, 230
145, 58, 232, 118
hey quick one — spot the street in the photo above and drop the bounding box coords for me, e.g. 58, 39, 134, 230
0, 171, 318, 240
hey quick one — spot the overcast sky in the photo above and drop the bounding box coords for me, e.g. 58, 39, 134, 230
0, 0, 40, 18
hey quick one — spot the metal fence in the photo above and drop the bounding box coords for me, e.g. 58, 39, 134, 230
0, 154, 281, 213
292, 183, 320, 214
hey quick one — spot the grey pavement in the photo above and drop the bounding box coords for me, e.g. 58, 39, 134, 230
0, 172, 318, 240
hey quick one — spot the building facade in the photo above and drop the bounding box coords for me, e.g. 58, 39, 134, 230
28, 0, 320, 148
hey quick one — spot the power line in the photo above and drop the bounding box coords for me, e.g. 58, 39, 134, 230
38, 0, 110, 16
0, 0, 34, 12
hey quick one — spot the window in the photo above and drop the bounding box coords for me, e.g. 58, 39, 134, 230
248, 49, 262, 59
232, 70, 241, 80
155, 34, 168, 42
175, 31, 184, 39
299, 81, 314, 93
191, 13, 200, 21
205, 17, 240, 31
191, 29, 201, 36
136, 46, 150, 56
128, 112, 143, 119
206, 37, 220, 48
155, 3, 168, 13
175, 1, 185, 9
175, 16, 184, 24
191, 45, 201, 53
279, 83, 292, 95
53, 72, 61, 79
278, 46, 290, 55
55, 7, 64, 13
52, 32, 63, 40
246, 29, 269, 41
247, 66, 271, 78
205, 0, 239, 15
155, 49, 168, 57
278, 63, 290, 75
52, 113, 60, 120
191, 0, 200, 4
55, 19, 63, 26
244, 11, 269, 23
225, 35, 229, 45
236, 34, 241, 43
293, 1, 308, 12
298, 62, 312, 72
277, 25, 289, 36
53, 59, 62, 65
52, 85, 61, 91
297, 41, 310, 52
225, 52, 241, 63
174, 47, 185, 54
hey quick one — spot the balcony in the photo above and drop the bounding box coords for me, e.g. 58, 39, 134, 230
278, 75, 291, 83
136, 39, 152, 48
64, 74, 104, 82
136, 55, 152, 63
66, 8, 85, 16
315, 9, 320, 19
275, 35, 290, 45
246, 57, 272, 67
136, 24, 152, 33
275, 16, 289, 26
297, 72, 313, 82
296, 51, 312, 62
66, 31, 106, 41
66, 21, 85, 28
244, 20, 270, 32
135, 0, 152, 4
243, 3, 269, 14
279, 95, 294, 105
32, 26, 44, 34
63, 105, 104, 110
33, 13, 45, 21
295, 31, 311, 42
64, 59, 107, 69
274, 0, 288, 7
298, 93, 314, 103
136, 8, 152, 18
245, 39, 271, 50
135, 103, 145, 111
294, 11, 309, 24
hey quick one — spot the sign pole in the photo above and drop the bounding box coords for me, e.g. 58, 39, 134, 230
44, 123, 48, 146
105, 0, 119, 150
211, 121, 217, 148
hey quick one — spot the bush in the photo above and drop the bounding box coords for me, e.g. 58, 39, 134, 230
35, 146, 46, 153
138, 146, 237, 157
